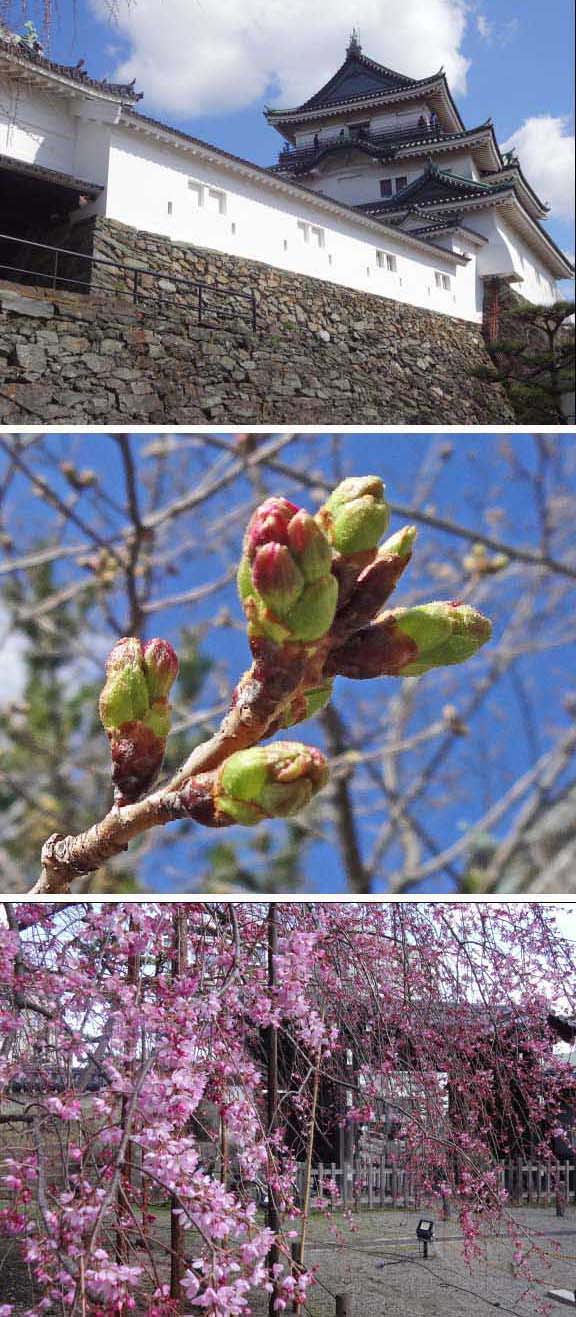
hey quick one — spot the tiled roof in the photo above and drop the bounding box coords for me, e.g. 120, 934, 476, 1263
0, 152, 101, 196
0, 29, 142, 102
356, 163, 514, 215
267, 40, 440, 118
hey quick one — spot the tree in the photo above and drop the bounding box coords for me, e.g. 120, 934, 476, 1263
483, 300, 575, 424
1, 433, 575, 895
0, 901, 574, 1314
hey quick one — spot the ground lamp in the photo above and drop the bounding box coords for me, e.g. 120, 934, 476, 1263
416, 1218, 435, 1259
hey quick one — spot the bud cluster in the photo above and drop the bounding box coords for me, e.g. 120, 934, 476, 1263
99, 636, 179, 803
181, 742, 329, 827
237, 497, 338, 644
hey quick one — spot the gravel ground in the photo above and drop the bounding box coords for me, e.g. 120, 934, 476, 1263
249, 1207, 576, 1316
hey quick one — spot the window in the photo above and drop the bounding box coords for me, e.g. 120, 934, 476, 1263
376, 250, 397, 272
206, 186, 227, 215
187, 179, 204, 207
297, 221, 325, 248
395, 176, 408, 193
435, 272, 451, 291
379, 178, 393, 197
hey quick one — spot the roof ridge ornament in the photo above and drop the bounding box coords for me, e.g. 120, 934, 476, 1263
347, 27, 362, 57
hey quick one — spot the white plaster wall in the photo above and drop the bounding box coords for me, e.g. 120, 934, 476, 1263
106, 125, 479, 320
472, 209, 558, 303
0, 77, 113, 193
0, 78, 76, 172
310, 161, 420, 206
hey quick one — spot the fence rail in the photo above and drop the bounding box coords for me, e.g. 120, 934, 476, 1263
0, 230, 257, 330
295, 1156, 576, 1211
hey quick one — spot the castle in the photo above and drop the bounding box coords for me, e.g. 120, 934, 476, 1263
0, 25, 572, 326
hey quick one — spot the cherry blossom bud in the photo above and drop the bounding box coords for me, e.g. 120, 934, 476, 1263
287, 510, 333, 581
327, 601, 491, 679
244, 497, 300, 556
239, 496, 337, 643
99, 636, 178, 802
317, 475, 390, 555
99, 649, 149, 730
143, 637, 179, 699
216, 741, 329, 825
252, 543, 304, 615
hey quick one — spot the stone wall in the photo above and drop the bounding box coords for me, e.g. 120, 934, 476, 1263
0, 216, 516, 424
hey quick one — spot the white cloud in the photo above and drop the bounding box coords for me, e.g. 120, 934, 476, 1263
476, 13, 519, 46
90, 0, 470, 118
0, 604, 28, 706
502, 116, 575, 222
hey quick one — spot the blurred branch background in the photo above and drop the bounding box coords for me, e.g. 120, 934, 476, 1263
0, 431, 574, 895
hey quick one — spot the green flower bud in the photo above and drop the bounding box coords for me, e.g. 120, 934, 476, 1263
99, 663, 149, 729
283, 576, 339, 642
105, 636, 143, 675
318, 476, 390, 555
144, 699, 172, 739
327, 601, 491, 680
216, 741, 329, 824
378, 525, 417, 559
394, 602, 492, 675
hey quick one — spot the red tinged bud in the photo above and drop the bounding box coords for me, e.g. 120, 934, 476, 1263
108, 722, 166, 805
251, 543, 304, 615
244, 497, 300, 556
143, 637, 179, 699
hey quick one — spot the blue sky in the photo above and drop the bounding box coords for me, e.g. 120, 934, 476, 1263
6, 0, 574, 266
1, 433, 574, 894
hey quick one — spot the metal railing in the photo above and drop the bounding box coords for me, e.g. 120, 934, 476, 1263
0, 230, 257, 330
276, 124, 446, 171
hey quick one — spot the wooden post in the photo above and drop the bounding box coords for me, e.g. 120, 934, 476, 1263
267, 904, 280, 1317
116, 920, 140, 1264
170, 909, 186, 1300
336, 1295, 353, 1317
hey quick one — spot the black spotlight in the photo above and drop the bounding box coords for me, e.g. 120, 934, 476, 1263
416, 1218, 435, 1258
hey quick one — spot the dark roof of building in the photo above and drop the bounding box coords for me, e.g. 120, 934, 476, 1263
356, 161, 515, 215
0, 29, 142, 102
266, 35, 443, 120
0, 152, 101, 197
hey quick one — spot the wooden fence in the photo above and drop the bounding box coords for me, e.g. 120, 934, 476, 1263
294, 1156, 576, 1211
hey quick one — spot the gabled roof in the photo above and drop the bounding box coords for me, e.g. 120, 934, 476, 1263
0, 27, 142, 104
265, 35, 462, 132
293, 33, 429, 113
359, 161, 514, 214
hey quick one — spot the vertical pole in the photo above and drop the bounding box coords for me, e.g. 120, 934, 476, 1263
52, 248, 59, 292
133, 267, 140, 305
198, 284, 203, 327
170, 908, 186, 1300
116, 918, 139, 1264
267, 904, 280, 1317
